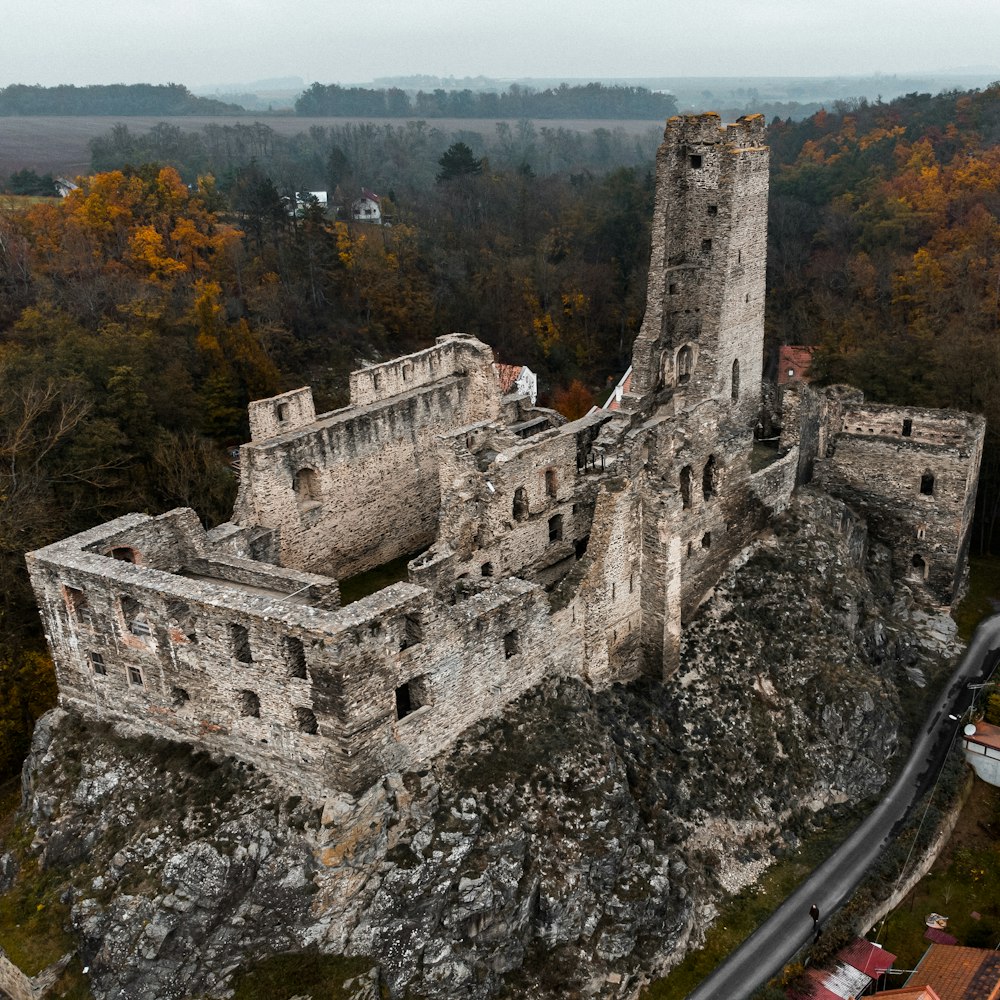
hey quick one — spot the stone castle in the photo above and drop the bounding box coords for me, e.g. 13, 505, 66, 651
27, 114, 985, 798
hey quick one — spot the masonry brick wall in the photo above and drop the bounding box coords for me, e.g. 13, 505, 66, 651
233, 335, 501, 579
814, 403, 985, 604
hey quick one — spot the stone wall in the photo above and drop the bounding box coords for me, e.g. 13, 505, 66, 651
815, 402, 985, 604
627, 112, 768, 431
28, 510, 562, 796
233, 334, 501, 578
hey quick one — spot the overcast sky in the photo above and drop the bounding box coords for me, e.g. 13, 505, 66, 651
5, 0, 1000, 87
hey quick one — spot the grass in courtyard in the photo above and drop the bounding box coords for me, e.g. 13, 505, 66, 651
641, 809, 865, 998
877, 780, 1000, 970
954, 555, 1000, 642
750, 439, 782, 473
230, 953, 383, 1000
338, 549, 425, 606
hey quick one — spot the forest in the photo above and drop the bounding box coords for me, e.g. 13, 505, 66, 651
0, 83, 244, 116
2, 83, 1000, 780
294, 81, 680, 119
0, 81, 680, 120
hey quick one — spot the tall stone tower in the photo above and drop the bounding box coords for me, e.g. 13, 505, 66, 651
630, 114, 771, 677
630, 113, 769, 435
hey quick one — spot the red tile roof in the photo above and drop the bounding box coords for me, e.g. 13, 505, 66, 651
910, 944, 1000, 1000
877, 987, 943, 1000
778, 345, 815, 385
964, 720, 1000, 752
494, 364, 524, 395
839, 938, 897, 978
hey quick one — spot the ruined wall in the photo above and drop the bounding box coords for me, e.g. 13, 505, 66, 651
814, 404, 985, 604
410, 414, 609, 594
574, 479, 645, 685
233, 335, 501, 579
28, 511, 562, 796
779, 383, 864, 485
750, 447, 799, 515
628, 112, 768, 434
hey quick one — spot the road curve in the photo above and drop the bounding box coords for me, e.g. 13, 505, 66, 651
683, 614, 1000, 1000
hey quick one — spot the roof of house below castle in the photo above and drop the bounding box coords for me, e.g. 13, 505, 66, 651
778, 345, 816, 385
494, 363, 524, 394
907, 944, 1000, 1000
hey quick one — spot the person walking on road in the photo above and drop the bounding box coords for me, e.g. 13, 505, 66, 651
809, 903, 819, 926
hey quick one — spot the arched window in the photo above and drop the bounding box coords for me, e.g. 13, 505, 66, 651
512, 486, 528, 521
680, 466, 692, 510
702, 455, 717, 501
677, 345, 694, 385
920, 472, 935, 496
731, 359, 740, 401
910, 553, 928, 580
293, 468, 321, 506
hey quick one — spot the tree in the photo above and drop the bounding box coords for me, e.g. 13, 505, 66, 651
437, 142, 483, 182
4, 169, 57, 196
551, 379, 596, 419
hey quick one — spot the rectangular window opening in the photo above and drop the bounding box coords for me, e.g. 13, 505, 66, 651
548, 514, 563, 543
89, 651, 106, 675
400, 614, 423, 651
229, 622, 252, 663
504, 630, 520, 659
395, 676, 428, 719
689, 154, 703, 168
127, 666, 143, 687
284, 635, 307, 678
64, 586, 88, 620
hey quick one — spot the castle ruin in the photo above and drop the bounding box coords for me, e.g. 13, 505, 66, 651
27, 115, 985, 798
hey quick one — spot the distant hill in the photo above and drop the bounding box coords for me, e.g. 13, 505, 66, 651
0, 83, 246, 116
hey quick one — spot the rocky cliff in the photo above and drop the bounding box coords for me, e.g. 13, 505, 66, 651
2, 491, 961, 1000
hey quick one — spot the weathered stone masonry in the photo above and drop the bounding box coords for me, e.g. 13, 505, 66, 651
27, 114, 986, 797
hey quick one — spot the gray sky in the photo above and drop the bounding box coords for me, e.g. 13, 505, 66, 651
5, 0, 1000, 87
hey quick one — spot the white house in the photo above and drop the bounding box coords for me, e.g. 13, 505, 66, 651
962, 720, 1000, 786
351, 189, 381, 224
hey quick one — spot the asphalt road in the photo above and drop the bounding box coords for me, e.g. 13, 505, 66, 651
684, 614, 1000, 1000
